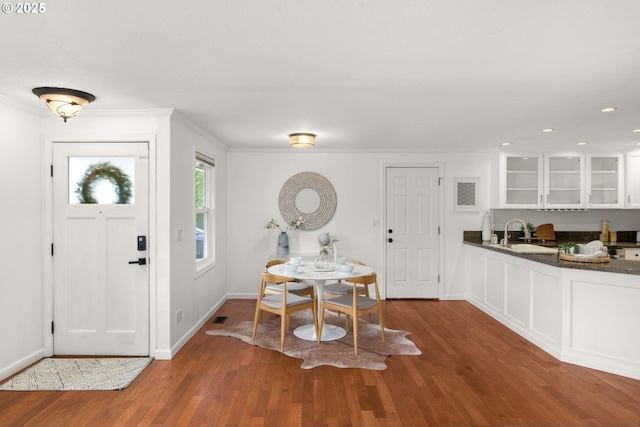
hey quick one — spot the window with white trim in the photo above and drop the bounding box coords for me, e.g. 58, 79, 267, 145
195, 154, 215, 268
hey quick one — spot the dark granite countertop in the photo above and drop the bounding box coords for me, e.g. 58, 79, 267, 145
463, 238, 640, 276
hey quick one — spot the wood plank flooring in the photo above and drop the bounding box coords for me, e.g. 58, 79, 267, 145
2, 299, 640, 426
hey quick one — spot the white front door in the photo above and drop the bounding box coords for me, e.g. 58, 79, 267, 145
52, 142, 149, 355
386, 167, 440, 299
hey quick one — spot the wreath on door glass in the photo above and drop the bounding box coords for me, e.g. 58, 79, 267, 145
75, 161, 133, 204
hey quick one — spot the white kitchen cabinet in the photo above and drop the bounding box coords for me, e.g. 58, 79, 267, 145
501, 153, 543, 208
500, 153, 584, 209
586, 153, 624, 208
465, 244, 640, 380
626, 151, 640, 208
544, 153, 585, 208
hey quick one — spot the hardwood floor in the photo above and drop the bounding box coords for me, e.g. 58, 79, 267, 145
2, 299, 640, 426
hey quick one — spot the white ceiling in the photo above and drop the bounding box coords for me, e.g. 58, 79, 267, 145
2, 0, 640, 152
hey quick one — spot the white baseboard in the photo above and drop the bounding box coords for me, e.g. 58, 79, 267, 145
168, 296, 229, 359
0, 349, 45, 382
226, 293, 257, 299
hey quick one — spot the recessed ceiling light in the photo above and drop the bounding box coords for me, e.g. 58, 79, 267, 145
542, 128, 554, 132
601, 107, 617, 112
637, 142, 640, 146
577, 141, 587, 145
633, 129, 640, 133
501, 142, 511, 146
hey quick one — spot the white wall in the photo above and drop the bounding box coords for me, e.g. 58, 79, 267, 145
0, 100, 229, 380
227, 150, 492, 300
40, 110, 230, 359
0, 97, 45, 379
168, 113, 228, 353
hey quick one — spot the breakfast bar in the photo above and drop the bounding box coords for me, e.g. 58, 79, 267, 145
463, 236, 640, 380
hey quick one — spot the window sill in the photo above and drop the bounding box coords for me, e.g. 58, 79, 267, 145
195, 259, 216, 278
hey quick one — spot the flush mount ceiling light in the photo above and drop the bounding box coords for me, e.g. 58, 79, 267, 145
32, 87, 96, 122
289, 133, 316, 148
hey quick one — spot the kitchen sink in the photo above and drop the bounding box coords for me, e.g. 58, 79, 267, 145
505, 244, 558, 255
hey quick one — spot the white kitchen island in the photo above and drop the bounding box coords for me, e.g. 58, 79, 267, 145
465, 242, 640, 380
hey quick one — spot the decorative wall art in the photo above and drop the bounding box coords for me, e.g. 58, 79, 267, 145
279, 172, 337, 230
453, 177, 479, 212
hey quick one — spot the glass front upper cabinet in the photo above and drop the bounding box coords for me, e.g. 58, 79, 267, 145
501, 153, 586, 209
587, 154, 624, 208
502, 154, 543, 208
544, 154, 585, 208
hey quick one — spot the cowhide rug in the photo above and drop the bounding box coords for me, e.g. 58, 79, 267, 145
205, 310, 421, 370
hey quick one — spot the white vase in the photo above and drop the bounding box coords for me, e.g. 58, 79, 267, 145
482, 211, 491, 242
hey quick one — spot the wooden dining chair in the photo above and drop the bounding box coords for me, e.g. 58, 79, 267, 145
263, 259, 314, 299
323, 260, 369, 298
252, 272, 318, 353
319, 272, 384, 355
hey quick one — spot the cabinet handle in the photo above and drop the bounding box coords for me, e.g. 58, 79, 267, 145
546, 195, 549, 203
629, 195, 632, 204
539, 195, 542, 204
588, 194, 592, 204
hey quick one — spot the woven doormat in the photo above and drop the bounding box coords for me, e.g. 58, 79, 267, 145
0, 357, 152, 391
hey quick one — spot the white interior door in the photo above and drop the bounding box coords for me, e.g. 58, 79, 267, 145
52, 142, 149, 355
386, 167, 440, 298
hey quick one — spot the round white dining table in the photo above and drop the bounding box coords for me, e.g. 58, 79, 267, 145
266, 262, 374, 341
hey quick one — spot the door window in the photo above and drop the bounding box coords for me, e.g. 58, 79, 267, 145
68, 157, 135, 204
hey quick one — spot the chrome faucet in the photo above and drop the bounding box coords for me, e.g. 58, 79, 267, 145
501, 218, 531, 247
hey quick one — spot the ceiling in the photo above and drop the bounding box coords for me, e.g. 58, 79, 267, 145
2, 0, 640, 152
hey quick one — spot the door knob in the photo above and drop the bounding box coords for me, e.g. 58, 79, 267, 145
128, 258, 147, 265
388, 238, 393, 243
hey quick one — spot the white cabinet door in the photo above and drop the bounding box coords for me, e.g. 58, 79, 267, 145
500, 153, 584, 209
501, 153, 543, 208
544, 153, 585, 209
587, 154, 624, 208
626, 151, 640, 208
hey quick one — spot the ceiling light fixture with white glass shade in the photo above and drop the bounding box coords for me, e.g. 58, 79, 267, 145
289, 133, 316, 148
32, 87, 96, 122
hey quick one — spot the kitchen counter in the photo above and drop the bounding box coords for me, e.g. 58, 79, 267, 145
464, 240, 640, 380
463, 239, 640, 276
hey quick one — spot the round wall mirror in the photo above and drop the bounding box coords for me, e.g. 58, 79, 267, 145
279, 172, 337, 230
294, 188, 321, 214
